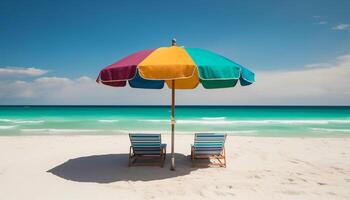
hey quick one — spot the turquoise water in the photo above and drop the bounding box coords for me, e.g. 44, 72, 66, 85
1, 106, 350, 137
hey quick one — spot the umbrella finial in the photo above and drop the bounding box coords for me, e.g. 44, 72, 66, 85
172, 38, 177, 46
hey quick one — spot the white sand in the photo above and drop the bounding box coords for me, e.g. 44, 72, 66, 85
0, 135, 350, 200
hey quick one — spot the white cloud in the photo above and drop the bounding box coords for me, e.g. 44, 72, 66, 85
332, 23, 350, 31
0, 67, 47, 77
224, 54, 350, 105
304, 63, 331, 68
0, 76, 169, 105
0, 54, 350, 105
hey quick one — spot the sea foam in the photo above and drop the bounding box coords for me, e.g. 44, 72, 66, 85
21, 129, 100, 134
98, 119, 119, 123
0, 119, 44, 124
0, 125, 16, 129
310, 128, 350, 132
137, 119, 170, 123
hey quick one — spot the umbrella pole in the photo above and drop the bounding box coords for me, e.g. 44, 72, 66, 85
170, 80, 176, 170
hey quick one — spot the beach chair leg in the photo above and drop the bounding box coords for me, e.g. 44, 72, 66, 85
191, 147, 195, 160
222, 147, 227, 168
129, 156, 138, 166
160, 155, 164, 168
191, 152, 196, 168
217, 157, 225, 168
159, 150, 164, 167
132, 156, 138, 164
163, 147, 166, 160
191, 148, 198, 167
129, 157, 136, 167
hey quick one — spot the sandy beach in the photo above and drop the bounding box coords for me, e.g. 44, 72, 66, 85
0, 135, 349, 200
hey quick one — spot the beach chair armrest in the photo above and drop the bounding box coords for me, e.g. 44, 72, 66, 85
129, 146, 134, 156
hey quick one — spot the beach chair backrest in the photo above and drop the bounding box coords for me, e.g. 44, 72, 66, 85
129, 133, 162, 155
194, 133, 226, 155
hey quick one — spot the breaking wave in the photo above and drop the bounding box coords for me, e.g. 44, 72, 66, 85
20, 129, 101, 134
175, 119, 350, 125
0, 118, 44, 124
98, 119, 119, 123
0, 125, 16, 129
310, 128, 350, 132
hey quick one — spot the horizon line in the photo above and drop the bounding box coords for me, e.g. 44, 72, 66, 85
1, 105, 350, 107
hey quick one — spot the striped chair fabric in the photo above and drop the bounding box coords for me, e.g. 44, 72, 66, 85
129, 134, 164, 155
193, 133, 226, 155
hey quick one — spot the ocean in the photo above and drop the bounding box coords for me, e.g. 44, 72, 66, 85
0, 106, 350, 137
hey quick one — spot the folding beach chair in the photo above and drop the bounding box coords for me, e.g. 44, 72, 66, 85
129, 133, 167, 167
191, 133, 227, 167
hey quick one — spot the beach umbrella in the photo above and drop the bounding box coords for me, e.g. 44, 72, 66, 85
96, 39, 255, 170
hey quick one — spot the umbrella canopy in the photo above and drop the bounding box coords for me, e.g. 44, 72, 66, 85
97, 46, 255, 88
97, 39, 255, 170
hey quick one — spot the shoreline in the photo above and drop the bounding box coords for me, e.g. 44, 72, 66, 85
1, 133, 350, 138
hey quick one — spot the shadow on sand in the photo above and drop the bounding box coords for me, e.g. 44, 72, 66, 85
48, 153, 200, 183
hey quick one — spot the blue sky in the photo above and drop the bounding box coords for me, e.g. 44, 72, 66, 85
1, 0, 350, 105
